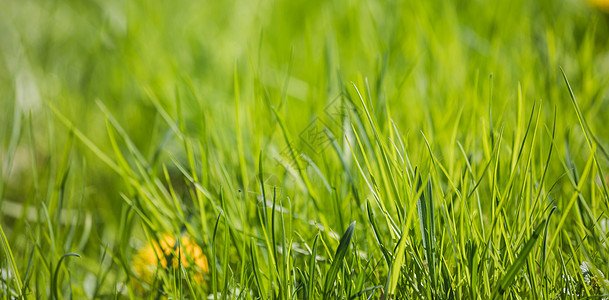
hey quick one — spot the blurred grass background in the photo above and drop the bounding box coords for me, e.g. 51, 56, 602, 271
3, 0, 607, 226
2, 0, 609, 298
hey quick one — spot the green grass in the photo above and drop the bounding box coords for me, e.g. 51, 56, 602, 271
2, 0, 609, 298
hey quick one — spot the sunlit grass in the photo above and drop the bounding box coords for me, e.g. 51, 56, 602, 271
2, 0, 609, 298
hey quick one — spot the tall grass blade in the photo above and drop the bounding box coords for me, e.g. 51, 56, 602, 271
323, 221, 356, 298
493, 219, 546, 297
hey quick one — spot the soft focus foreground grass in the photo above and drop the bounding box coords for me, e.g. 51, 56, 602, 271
2, 0, 609, 298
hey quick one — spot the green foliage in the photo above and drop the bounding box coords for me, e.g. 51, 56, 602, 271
2, 0, 609, 299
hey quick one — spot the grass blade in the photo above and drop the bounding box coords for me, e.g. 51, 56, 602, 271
323, 221, 356, 298
307, 234, 319, 300
52, 252, 80, 300
493, 219, 547, 297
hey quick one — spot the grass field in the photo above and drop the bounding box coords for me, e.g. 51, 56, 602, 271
2, 0, 609, 298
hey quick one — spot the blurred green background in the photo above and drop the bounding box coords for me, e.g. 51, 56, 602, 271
2, 0, 607, 221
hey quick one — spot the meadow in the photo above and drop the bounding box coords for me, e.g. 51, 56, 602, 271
1, 0, 609, 298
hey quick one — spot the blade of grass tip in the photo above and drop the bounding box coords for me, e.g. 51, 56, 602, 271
493, 219, 547, 297
561, 67, 609, 205
52, 252, 80, 300
307, 234, 319, 300
323, 221, 356, 298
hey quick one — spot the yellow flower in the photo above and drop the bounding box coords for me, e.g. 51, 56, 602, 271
133, 233, 209, 289
589, 0, 609, 13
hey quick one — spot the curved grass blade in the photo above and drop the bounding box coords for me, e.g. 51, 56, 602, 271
323, 221, 356, 298
52, 252, 81, 300
561, 67, 609, 206
366, 201, 392, 267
